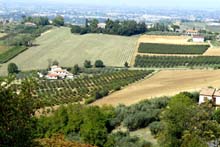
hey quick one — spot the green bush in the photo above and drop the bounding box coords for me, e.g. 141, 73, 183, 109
149, 121, 164, 136
138, 43, 209, 54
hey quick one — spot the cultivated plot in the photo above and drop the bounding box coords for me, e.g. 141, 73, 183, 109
93, 70, 220, 106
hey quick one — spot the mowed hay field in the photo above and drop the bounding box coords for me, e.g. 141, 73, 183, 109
0, 27, 138, 74
93, 70, 220, 106
204, 48, 220, 56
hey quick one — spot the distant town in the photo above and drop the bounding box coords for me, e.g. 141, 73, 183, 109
1, 1, 220, 25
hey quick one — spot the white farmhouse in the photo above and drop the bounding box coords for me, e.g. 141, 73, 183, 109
193, 36, 205, 43
199, 87, 220, 107
199, 88, 215, 104
45, 65, 73, 80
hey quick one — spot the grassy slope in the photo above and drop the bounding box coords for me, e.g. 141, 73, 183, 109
0, 27, 138, 74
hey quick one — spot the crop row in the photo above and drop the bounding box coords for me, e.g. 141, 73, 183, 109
138, 43, 209, 54
36, 70, 153, 106
134, 55, 220, 68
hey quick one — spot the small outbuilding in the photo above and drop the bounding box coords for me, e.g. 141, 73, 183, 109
193, 36, 205, 43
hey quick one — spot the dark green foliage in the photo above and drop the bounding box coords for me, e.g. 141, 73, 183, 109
84, 60, 92, 68
5, 34, 34, 46
149, 121, 164, 136
171, 24, 180, 32
22, 16, 49, 26
124, 61, 129, 68
104, 132, 152, 147
181, 135, 208, 147
179, 91, 199, 102
95, 60, 105, 68
0, 78, 40, 147
52, 60, 59, 66
72, 64, 80, 75
159, 93, 220, 147
135, 55, 220, 68
213, 109, 220, 123
71, 19, 147, 36
52, 15, 64, 26
36, 104, 115, 147
71, 25, 81, 34
138, 43, 209, 54
8, 63, 19, 74
114, 97, 169, 131
93, 89, 109, 100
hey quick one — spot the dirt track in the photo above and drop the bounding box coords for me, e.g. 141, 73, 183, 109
93, 70, 220, 106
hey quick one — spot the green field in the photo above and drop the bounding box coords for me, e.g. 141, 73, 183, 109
0, 27, 138, 74
138, 43, 209, 54
134, 55, 220, 68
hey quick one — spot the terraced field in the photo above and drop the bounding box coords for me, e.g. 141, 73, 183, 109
0, 27, 138, 75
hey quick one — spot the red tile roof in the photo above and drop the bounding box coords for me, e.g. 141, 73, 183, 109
200, 88, 215, 96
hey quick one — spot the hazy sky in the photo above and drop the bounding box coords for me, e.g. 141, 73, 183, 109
5, 0, 220, 9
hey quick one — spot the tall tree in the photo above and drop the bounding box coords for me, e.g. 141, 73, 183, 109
8, 63, 19, 74
0, 78, 40, 147
53, 15, 64, 26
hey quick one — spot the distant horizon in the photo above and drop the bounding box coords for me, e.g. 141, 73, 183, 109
3, 0, 220, 10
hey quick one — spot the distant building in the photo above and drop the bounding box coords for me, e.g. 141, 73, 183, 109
97, 23, 106, 29
199, 87, 220, 107
185, 29, 199, 36
192, 36, 205, 43
24, 22, 37, 27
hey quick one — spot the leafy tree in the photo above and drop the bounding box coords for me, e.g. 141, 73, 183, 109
181, 134, 208, 147
53, 15, 64, 26
71, 25, 81, 34
84, 60, 92, 68
0, 78, 40, 147
124, 61, 129, 68
95, 60, 105, 68
72, 64, 80, 75
159, 93, 194, 147
8, 63, 19, 74
89, 19, 99, 33
52, 60, 59, 66
80, 107, 108, 146
149, 121, 164, 136
171, 24, 180, 32
159, 93, 220, 147
213, 109, 220, 123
